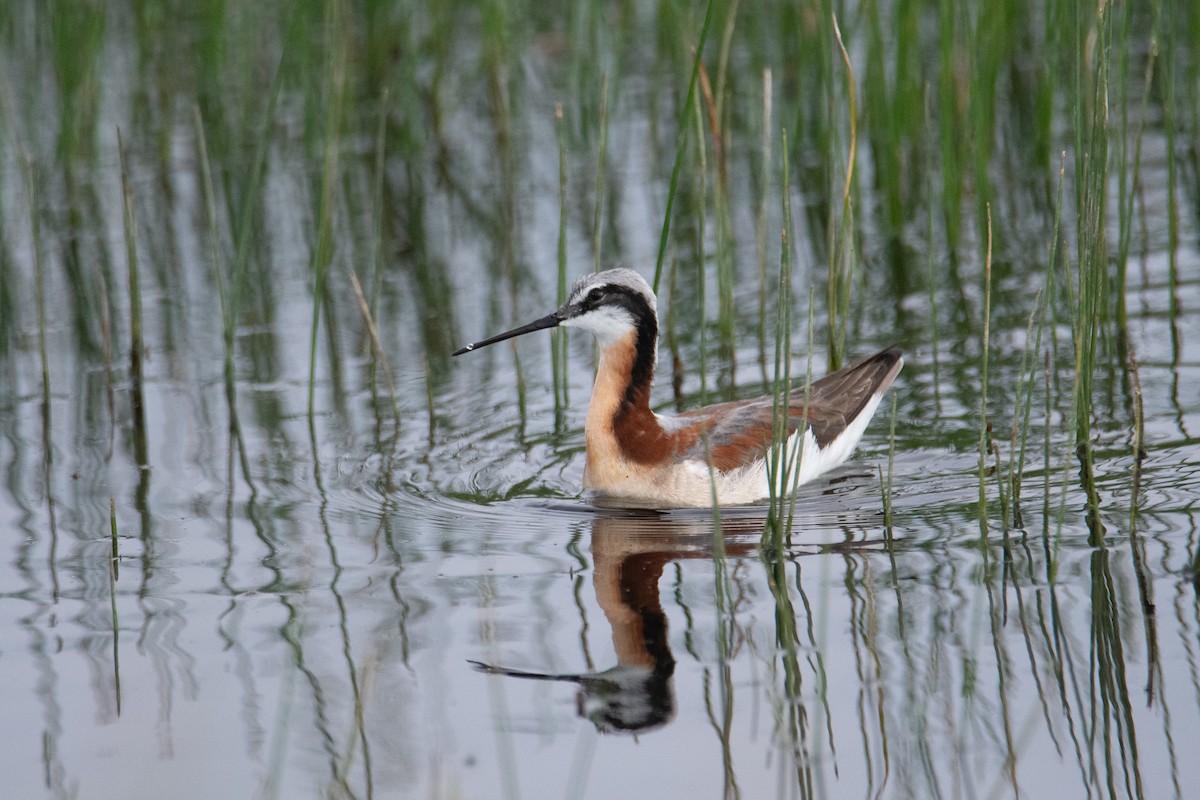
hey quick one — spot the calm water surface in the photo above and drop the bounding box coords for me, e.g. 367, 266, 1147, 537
2, 3, 1199, 799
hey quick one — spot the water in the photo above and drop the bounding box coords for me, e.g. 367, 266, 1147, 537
2, 3, 1199, 798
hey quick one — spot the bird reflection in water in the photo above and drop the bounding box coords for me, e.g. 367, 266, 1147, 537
471, 511, 761, 735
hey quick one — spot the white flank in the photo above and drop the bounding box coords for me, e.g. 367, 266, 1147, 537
589, 393, 887, 508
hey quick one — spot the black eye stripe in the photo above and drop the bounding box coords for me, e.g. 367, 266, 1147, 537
580, 284, 644, 307
571, 283, 656, 332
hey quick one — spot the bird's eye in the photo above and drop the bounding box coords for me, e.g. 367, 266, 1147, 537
587, 288, 604, 304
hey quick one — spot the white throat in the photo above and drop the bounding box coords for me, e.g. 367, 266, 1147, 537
563, 306, 638, 348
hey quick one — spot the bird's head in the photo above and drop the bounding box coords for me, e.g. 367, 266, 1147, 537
452, 268, 657, 355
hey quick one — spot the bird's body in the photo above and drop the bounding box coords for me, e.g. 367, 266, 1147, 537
454, 269, 902, 508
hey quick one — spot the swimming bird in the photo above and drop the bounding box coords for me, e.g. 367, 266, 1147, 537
453, 269, 902, 508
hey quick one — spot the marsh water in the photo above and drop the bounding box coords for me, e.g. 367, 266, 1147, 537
2, 2, 1199, 799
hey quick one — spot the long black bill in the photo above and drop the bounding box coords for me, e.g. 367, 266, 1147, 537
452, 311, 562, 356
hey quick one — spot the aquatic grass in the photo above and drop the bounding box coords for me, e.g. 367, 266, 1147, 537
348, 271, 401, 430
193, 107, 234, 381
302, 317, 376, 796
583, 71, 609, 401
826, 12, 857, 372
0, 104, 14, 354
1007, 544, 1071, 768
1126, 349, 1145, 529
367, 88, 390, 353
698, 38, 739, 386
880, 392, 897, 538
757, 131, 819, 785
755, 68, 773, 385
1088, 547, 1145, 799
711, 0, 739, 170
652, 0, 715, 295
108, 497, 122, 715
355, 92, 398, 452
330, 654, 378, 798
117, 131, 147, 470
19, 163, 44, 377
387, 9, 459, 369
479, 0, 523, 349
1123, 346, 1160, 708
782, 293, 818, 531
58, 168, 110, 361
923, 94, 942, 408
306, 0, 349, 429
96, 267, 114, 447
965, 2, 1004, 255
461, 0, 535, 430
194, 104, 263, 499
758, 554, 814, 797
763, 129, 794, 549
49, 0, 105, 162
1070, 0, 1115, 544
989, 432, 1011, 540
213, 5, 300, 347
977, 206, 993, 535
701, 661, 743, 800
983, 536, 1021, 796
1112, 0, 1160, 339
843, 556, 891, 795
762, 163, 817, 543
702, 439, 738, 789
935, 0, 965, 255
21, 151, 61, 600
691, 84, 711, 404
1007, 289, 1046, 529
862, 0, 919, 244
189, 3, 297, 463
256, 598, 305, 800
421, 352, 436, 449
1041, 350, 1056, 549
1011, 156, 1068, 528
590, 73, 610, 275
1159, 0, 1182, 362
553, 102, 570, 425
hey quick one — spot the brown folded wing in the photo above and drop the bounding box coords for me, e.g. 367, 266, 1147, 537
673, 346, 903, 472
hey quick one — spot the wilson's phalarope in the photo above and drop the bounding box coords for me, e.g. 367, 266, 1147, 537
453, 269, 902, 507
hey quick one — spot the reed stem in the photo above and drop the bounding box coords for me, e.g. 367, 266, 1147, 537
653, 0, 715, 294
553, 102, 570, 424
978, 204, 993, 536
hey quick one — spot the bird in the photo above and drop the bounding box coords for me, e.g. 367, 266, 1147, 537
453, 268, 902, 508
